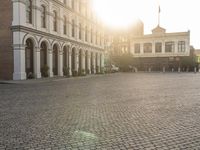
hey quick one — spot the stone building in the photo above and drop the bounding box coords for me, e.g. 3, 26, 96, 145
107, 21, 191, 72
131, 25, 190, 72
0, 0, 105, 80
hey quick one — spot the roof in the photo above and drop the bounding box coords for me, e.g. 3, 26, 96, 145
152, 25, 166, 35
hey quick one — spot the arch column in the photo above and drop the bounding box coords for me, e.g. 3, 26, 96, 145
92, 52, 96, 74
34, 47, 41, 78
68, 47, 72, 76
13, 44, 26, 80
86, 51, 91, 74
101, 53, 105, 68
58, 50, 63, 76
75, 49, 79, 72
81, 50, 86, 72
96, 53, 100, 73
48, 48, 53, 77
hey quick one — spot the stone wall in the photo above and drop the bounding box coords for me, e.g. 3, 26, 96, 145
0, 0, 13, 80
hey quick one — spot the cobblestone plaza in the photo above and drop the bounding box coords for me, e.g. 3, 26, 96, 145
1, 73, 200, 149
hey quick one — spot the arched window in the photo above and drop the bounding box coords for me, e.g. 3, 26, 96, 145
91, 28, 93, 43
53, 11, 57, 32
79, 23, 82, 40
85, 26, 88, 42
26, 0, 32, 24
41, 5, 46, 28
63, 16, 67, 35
72, 19, 75, 37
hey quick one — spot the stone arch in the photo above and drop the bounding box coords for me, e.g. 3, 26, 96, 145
23, 34, 38, 48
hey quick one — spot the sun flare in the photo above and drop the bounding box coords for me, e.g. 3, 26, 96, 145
92, 0, 158, 28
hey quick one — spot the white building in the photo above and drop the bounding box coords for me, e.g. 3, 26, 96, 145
0, 0, 105, 80
131, 26, 190, 58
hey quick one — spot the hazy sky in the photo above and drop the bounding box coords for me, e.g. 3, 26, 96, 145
93, 0, 200, 48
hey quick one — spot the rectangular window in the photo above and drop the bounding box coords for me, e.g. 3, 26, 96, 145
144, 43, 152, 53
134, 44, 140, 54
178, 41, 186, 52
165, 42, 174, 53
155, 42, 162, 53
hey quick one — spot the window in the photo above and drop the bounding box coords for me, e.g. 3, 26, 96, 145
85, 26, 88, 42
178, 41, 186, 52
72, 0, 75, 9
63, 16, 67, 35
26, 0, 32, 24
165, 42, 174, 53
91, 28, 93, 43
72, 19, 75, 37
134, 44, 140, 54
53, 11, 57, 32
144, 43, 152, 53
96, 31, 98, 44
79, 1, 81, 12
79, 23, 82, 39
41, 5, 46, 28
63, 0, 66, 5
155, 42, 162, 53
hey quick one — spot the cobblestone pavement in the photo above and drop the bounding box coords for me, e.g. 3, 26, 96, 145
1, 73, 200, 150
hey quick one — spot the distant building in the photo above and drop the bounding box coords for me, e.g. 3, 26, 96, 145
0, 0, 105, 80
131, 25, 191, 71
107, 21, 193, 72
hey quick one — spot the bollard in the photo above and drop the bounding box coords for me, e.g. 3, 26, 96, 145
178, 67, 181, 73
163, 67, 165, 73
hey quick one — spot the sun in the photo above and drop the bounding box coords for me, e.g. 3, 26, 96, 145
92, 0, 138, 28
92, 0, 159, 29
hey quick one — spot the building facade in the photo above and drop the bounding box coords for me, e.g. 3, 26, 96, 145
131, 26, 190, 71
0, 0, 105, 80
107, 22, 191, 72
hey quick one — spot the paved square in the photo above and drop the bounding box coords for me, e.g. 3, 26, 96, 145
1, 73, 200, 150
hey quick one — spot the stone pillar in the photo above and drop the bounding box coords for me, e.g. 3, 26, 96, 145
75, 49, 79, 72
162, 41, 165, 54
152, 42, 155, 54
163, 66, 166, 73
58, 50, 63, 76
87, 52, 91, 74
148, 67, 151, 72
141, 43, 144, 54
13, 44, 26, 80
178, 67, 181, 73
194, 67, 197, 73
12, 0, 26, 26
34, 47, 41, 78
68, 48, 72, 76
48, 49, 53, 77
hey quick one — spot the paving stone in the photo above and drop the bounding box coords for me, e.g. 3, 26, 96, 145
1, 73, 200, 149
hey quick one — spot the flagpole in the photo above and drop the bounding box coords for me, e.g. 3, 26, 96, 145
158, 6, 160, 26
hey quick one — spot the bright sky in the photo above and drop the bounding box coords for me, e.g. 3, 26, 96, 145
93, 0, 200, 48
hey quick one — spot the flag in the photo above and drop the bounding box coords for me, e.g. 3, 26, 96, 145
159, 6, 161, 13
